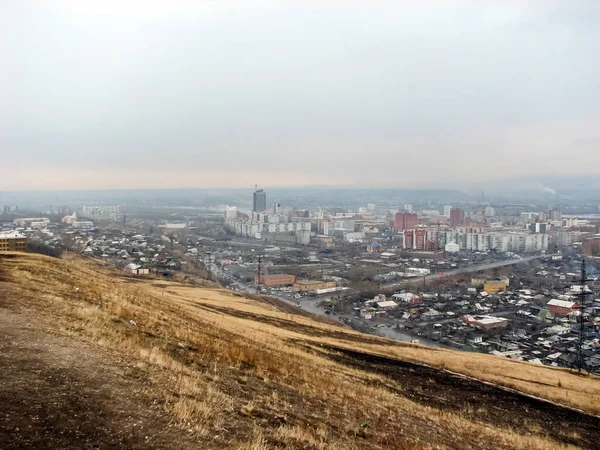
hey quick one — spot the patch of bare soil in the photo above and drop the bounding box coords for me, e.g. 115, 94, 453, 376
195, 302, 393, 346
0, 305, 204, 449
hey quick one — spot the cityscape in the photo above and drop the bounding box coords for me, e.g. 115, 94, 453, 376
2, 186, 600, 374
3, 1, 600, 449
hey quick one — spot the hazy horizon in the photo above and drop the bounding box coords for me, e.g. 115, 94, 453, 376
3, 1, 600, 191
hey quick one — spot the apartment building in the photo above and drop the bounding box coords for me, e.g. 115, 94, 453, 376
0, 231, 27, 252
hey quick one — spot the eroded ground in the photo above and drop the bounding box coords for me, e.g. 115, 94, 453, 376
0, 303, 203, 449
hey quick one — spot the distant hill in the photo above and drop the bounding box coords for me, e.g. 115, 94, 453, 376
459, 174, 600, 204
0, 187, 469, 211
5, 176, 600, 211
1, 252, 599, 449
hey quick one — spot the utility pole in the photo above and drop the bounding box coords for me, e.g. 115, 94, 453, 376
205, 252, 212, 281
256, 255, 262, 294
577, 258, 591, 374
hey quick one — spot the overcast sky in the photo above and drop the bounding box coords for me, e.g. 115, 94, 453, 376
2, 1, 599, 191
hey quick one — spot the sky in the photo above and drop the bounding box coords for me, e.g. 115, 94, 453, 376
2, 0, 600, 191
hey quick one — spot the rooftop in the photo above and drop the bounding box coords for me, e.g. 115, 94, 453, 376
0, 231, 26, 239
294, 279, 330, 285
463, 314, 509, 325
547, 299, 579, 309
376, 301, 398, 308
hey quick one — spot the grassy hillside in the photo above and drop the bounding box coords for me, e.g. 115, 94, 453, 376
1, 252, 600, 449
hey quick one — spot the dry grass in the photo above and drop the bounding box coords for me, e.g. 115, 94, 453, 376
236, 428, 269, 450
0, 252, 596, 449
330, 340, 600, 415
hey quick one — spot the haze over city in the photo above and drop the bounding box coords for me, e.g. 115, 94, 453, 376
3, 0, 600, 191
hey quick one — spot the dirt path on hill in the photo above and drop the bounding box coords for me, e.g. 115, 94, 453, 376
0, 300, 203, 450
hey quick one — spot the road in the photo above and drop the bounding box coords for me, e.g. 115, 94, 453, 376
384, 254, 556, 288
222, 278, 447, 347
207, 254, 556, 349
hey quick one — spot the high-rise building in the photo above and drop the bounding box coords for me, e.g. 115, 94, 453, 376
414, 229, 427, 250
253, 188, 267, 212
549, 208, 562, 221
394, 212, 418, 232
403, 230, 414, 249
529, 223, 550, 233
224, 206, 238, 219
449, 208, 465, 227
443, 205, 452, 216
582, 236, 600, 256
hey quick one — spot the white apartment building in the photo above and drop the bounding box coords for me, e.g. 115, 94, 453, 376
224, 206, 238, 219
225, 213, 311, 245
81, 205, 120, 221
14, 217, 50, 227
465, 233, 488, 252
444, 231, 549, 253
549, 229, 578, 249
343, 232, 366, 243
323, 218, 355, 236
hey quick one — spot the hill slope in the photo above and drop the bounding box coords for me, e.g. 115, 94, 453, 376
1, 252, 600, 449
